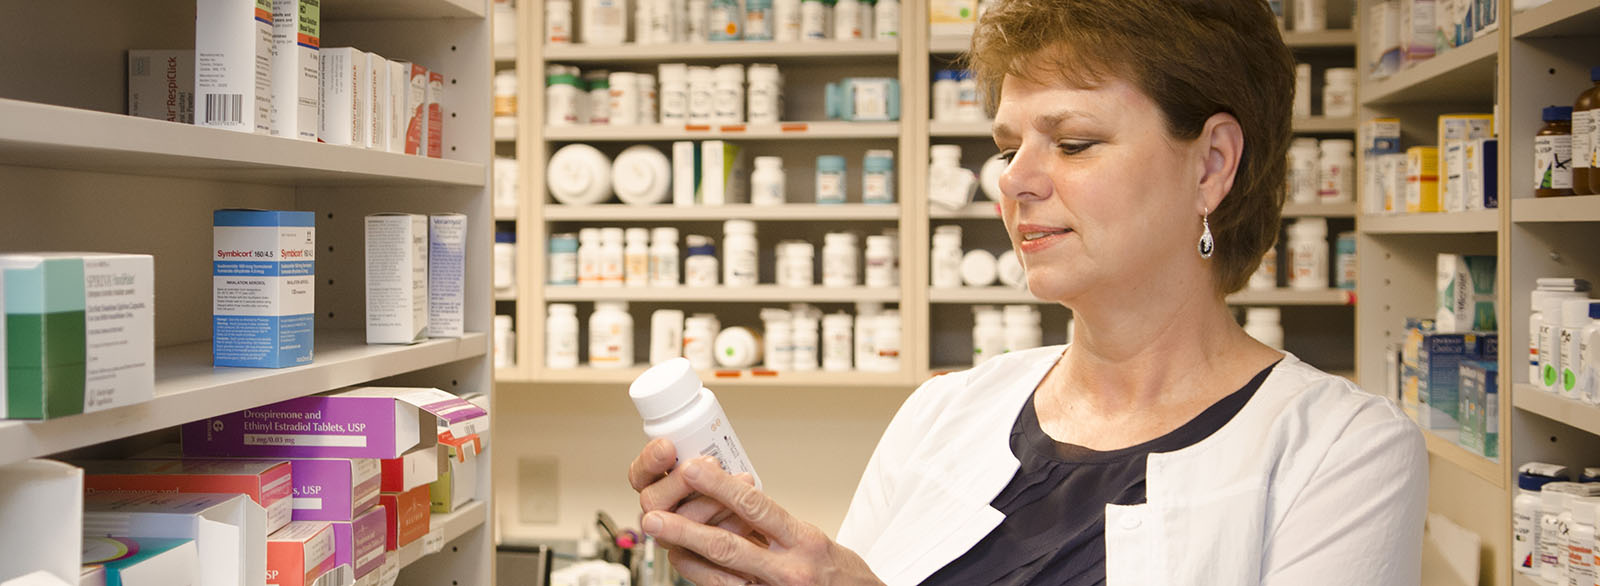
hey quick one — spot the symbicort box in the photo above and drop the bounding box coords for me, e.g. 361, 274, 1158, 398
329, 504, 387, 580
212, 210, 315, 368
77, 459, 294, 533
380, 484, 431, 551
182, 387, 489, 460
267, 521, 336, 586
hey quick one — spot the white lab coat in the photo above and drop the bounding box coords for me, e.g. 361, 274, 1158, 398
836, 346, 1427, 585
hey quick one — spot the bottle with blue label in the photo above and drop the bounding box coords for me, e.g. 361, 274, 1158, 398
708, 0, 744, 41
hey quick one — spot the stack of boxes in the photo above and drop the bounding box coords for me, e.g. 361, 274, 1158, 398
1398, 254, 1500, 460
1365, 114, 1498, 215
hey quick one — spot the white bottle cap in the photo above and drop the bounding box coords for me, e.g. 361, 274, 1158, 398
652, 226, 679, 243
626, 227, 651, 244
930, 144, 962, 163
629, 357, 703, 421
715, 64, 745, 83
724, 219, 757, 235
601, 227, 625, 244
579, 227, 601, 242
754, 156, 784, 170
659, 63, 688, 83
825, 232, 858, 246
1573, 497, 1600, 526
960, 249, 998, 287
747, 63, 782, 84
549, 303, 577, 316
1320, 139, 1355, 154
1245, 307, 1282, 325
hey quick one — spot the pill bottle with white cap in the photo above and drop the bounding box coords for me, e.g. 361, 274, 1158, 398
630, 357, 761, 488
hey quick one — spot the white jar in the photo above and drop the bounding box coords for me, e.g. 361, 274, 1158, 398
956, 71, 983, 121
713, 64, 745, 124
792, 315, 820, 371
929, 144, 978, 210
822, 312, 853, 371
864, 234, 896, 288
822, 232, 860, 287
624, 227, 651, 286
1583, 315, 1600, 405
494, 157, 520, 217
1243, 307, 1284, 349
494, 231, 516, 293
545, 0, 573, 44
684, 234, 719, 287
686, 0, 709, 41
855, 301, 881, 371
612, 145, 672, 205
1561, 299, 1596, 398
585, 70, 611, 125
874, 0, 899, 39
1516, 464, 1568, 576
683, 314, 721, 370
577, 227, 602, 286
1249, 244, 1279, 290
1542, 295, 1575, 394
1287, 138, 1321, 204
1293, 0, 1327, 32
932, 70, 960, 122
774, 0, 802, 41
1293, 63, 1312, 119
1322, 68, 1356, 118
644, 0, 678, 43
1568, 497, 1599, 586
961, 249, 998, 288
1539, 485, 1576, 581
800, 0, 829, 40
776, 240, 815, 287
545, 71, 584, 126
607, 71, 640, 126
650, 309, 685, 365
751, 156, 787, 205
582, 0, 628, 44
747, 64, 783, 124
972, 305, 1005, 365
714, 326, 763, 368
547, 143, 613, 205
494, 70, 518, 118
548, 232, 579, 286
816, 155, 847, 204
996, 251, 1025, 290
649, 226, 681, 287
659, 64, 690, 125
1287, 218, 1329, 290
599, 227, 626, 286
687, 66, 716, 126
589, 301, 634, 368
1318, 139, 1355, 204
761, 309, 793, 371
1002, 305, 1041, 353
873, 310, 902, 371
834, 0, 862, 39
722, 220, 759, 287
636, 73, 658, 125
930, 225, 963, 289
862, 149, 895, 204
494, 314, 516, 368
629, 358, 761, 488
547, 304, 580, 368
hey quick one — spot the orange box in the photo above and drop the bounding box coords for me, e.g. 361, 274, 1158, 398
379, 484, 430, 551
268, 521, 336, 586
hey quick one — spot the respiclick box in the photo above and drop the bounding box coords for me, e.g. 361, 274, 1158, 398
269, 0, 320, 140
212, 210, 315, 368
195, 0, 273, 133
365, 214, 429, 345
128, 50, 195, 124
181, 386, 490, 460
426, 70, 444, 158
427, 214, 466, 338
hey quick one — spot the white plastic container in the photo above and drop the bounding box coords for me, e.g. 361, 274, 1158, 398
687, 66, 716, 126
1294, 0, 1327, 33
582, 0, 628, 44
1516, 463, 1569, 576
1322, 68, 1356, 118
823, 232, 860, 287
834, 0, 863, 39
547, 304, 580, 368
683, 314, 721, 370
1287, 137, 1321, 204
1568, 497, 1599, 586
650, 227, 681, 287
1318, 139, 1355, 204
979, 153, 1007, 201
684, 234, 719, 287
686, 0, 709, 41
800, 0, 829, 40
761, 309, 793, 372
961, 249, 998, 288
822, 312, 853, 371
1561, 299, 1597, 398
613, 145, 673, 206
747, 64, 783, 124
589, 301, 634, 368
577, 227, 602, 286
932, 70, 960, 123
792, 316, 819, 372
585, 70, 611, 125
1584, 308, 1600, 405
659, 63, 690, 125
972, 305, 1006, 365
1002, 305, 1041, 353
751, 156, 787, 205
494, 231, 516, 293
874, 0, 899, 39
1293, 64, 1313, 119
713, 64, 745, 124
864, 234, 896, 288
929, 144, 978, 210
855, 301, 881, 371
629, 358, 760, 488
873, 310, 902, 371
1249, 245, 1279, 290
493, 70, 519, 118
714, 326, 763, 368
548, 233, 579, 286
956, 71, 983, 121
494, 314, 516, 368
930, 225, 963, 289
774, 0, 802, 41
996, 252, 1026, 290
1539, 485, 1578, 581
1531, 279, 1592, 388
776, 240, 815, 287
1244, 307, 1284, 349
636, 73, 658, 125
816, 155, 847, 204
607, 71, 640, 126
1287, 218, 1329, 290
650, 309, 686, 365
599, 227, 626, 286
547, 143, 614, 205
722, 220, 759, 287
624, 227, 651, 286
862, 149, 895, 205
545, 0, 573, 44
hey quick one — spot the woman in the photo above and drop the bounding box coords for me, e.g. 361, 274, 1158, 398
628, 0, 1428, 584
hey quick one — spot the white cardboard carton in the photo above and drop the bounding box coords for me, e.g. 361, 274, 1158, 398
196, 0, 273, 133
83, 492, 266, 586
0, 460, 82, 585
427, 214, 466, 339
128, 50, 195, 124
269, 0, 319, 140
319, 47, 366, 146
365, 214, 429, 345
366, 53, 387, 150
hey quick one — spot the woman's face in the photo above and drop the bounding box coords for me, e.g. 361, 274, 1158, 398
992, 73, 1207, 305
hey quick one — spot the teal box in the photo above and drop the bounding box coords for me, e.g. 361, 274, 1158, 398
1418, 332, 1484, 430
1457, 360, 1499, 460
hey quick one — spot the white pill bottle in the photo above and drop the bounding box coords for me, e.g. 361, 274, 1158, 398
630, 357, 762, 489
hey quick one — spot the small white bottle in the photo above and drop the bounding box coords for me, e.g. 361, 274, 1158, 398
930, 225, 963, 289
684, 234, 719, 287
599, 227, 626, 286
714, 326, 764, 368
792, 315, 820, 371
1583, 309, 1600, 405
585, 70, 612, 125
1287, 137, 1321, 204
747, 64, 783, 124
607, 71, 640, 126
751, 156, 787, 205
822, 232, 859, 287
864, 234, 896, 288
547, 304, 580, 368
545, 0, 574, 44
1293, 64, 1313, 119
629, 358, 761, 487
761, 308, 794, 372
873, 310, 902, 371
589, 301, 634, 368
650, 309, 686, 365
636, 73, 658, 125
822, 312, 853, 371
956, 71, 983, 121
582, 0, 629, 44
650, 226, 681, 287
862, 149, 895, 204
833, 0, 862, 39
494, 231, 516, 293
816, 155, 847, 204
1516, 463, 1568, 576
1531, 279, 1592, 388
1568, 497, 1599, 586
1541, 295, 1577, 395
1287, 218, 1329, 290
548, 233, 579, 286
972, 305, 1006, 366
855, 301, 881, 371
774, 0, 802, 41
713, 64, 745, 124
686, 0, 710, 41
1318, 139, 1355, 204
800, 0, 829, 40
1002, 305, 1042, 353
776, 240, 815, 287
928, 145, 978, 210
874, 0, 899, 39
1539, 484, 1578, 581
683, 314, 721, 370
687, 66, 716, 126
1322, 68, 1356, 118
494, 314, 516, 368
658, 64, 690, 126
624, 227, 651, 286
1248, 244, 1278, 291
722, 220, 759, 287
932, 70, 960, 122
1243, 307, 1285, 350
1293, 0, 1327, 33
1561, 299, 1597, 398
961, 250, 998, 288
577, 227, 602, 286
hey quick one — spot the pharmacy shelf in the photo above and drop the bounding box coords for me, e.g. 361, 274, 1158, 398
494, 118, 517, 142
543, 285, 901, 304
1360, 36, 1498, 106
929, 35, 971, 55
1228, 288, 1355, 306
0, 99, 485, 187
1511, 195, 1600, 223
1513, 384, 1600, 436
1281, 29, 1358, 49
928, 287, 1041, 305
1421, 425, 1504, 488
545, 203, 901, 222
495, 291, 517, 301
1281, 201, 1358, 217
1359, 210, 1501, 234
1291, 117, 1358, 133
0, 331, 489, 469
533, 367, 914, 388
541, 40, 899, 63
1517, 572, 1556, 586
543, 121, 901, 141
494, 43, 516, 62
398, 500, 488, 569
929, 202, 1002, 219
1513, 0, 1600, 38
929, 120, 993, 138
323, 0, 484, 20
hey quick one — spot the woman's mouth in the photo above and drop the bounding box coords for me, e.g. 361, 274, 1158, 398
1017, 224, 1073, 251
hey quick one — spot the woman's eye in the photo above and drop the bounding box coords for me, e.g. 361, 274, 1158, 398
1059, 141, 1094, 155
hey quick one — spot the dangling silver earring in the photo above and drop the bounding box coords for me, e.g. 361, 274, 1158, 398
1198, 209, 1215, 259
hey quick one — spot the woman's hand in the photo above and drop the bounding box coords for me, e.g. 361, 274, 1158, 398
639, 456, 884, 586
628, 438, 754, 537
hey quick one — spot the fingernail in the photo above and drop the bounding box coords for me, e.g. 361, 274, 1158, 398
641, 512, 663, 536
653, 441, 673, 461
682, 460, 703, 480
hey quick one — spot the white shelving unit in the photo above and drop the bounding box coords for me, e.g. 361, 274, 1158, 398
544, 285, 901, 304
543, 121, 902, 141
543, 39, 900, 62
0, 0, 497, 583
545, 203, 902, 221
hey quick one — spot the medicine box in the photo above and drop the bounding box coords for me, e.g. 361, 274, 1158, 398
1, 253, 154, 420
329, 504, 387, 581
0, 459, 84, 585
928, 0, 979, 36
1380, 153, 1407, 214
1405, 146, 1440, 213
1437, 114, 1494, 212
77, 459, 294, 533
427, 70, 444, 158
1436, 254, 1497, 333
364, 214, 429, 345
1418, 332, 1485, 430
82, 537, 199, 586
83, 492, 265, 586
672, 141, 700, 207
1457, 360, 1499, 460
387, 60, 409, 154
133, 445, 381, 523
366, 53, 387, 150
213, 210, 315, 368
379, 445, 443, 493
267, 521, 336, 586
1463, 138, 1498, 210
700, 141, 747, 205
269, 0, 319, 140
181, 386, 489, 460
1400, 318, 1435, 419
402, 63, 429, 156
1400, 0, 1436, 66
195, 0, 273, 133
427, 214, 466, 339
430, 433, 480, 513
320, 47, 367, 147
1368, 2, 1401, 79
379, 484, 431, 551
128, 50, 195, 124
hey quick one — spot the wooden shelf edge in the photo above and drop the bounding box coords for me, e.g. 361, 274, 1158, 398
544, 203, 901, 221
542, 286, 902, 303
1512, 384, 1600, 435
543, 121, 901, 141
1510, 195, 1600, 223
1421, 425, 1504, 488
1359, 210, 1501, 234
1359, 36, 1497, 106
398, 500, 487, 569
542, 40, 899, 62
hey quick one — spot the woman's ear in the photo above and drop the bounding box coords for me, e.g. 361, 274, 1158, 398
1196, 112, 1244, 215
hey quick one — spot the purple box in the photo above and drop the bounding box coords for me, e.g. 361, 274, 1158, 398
182, 387, 489, 460
331, 504, 387, 580
289, 458, 381, 522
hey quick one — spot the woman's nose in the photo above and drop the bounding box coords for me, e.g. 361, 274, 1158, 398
998, 146, 1052, 202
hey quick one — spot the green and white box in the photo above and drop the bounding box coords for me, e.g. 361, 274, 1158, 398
1436, 254, 1497, 333
269, 0, 320, 140
699, 140, 747, 205
1, 253, 154, 419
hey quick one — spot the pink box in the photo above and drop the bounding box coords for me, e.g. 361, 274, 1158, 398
380, 485, 431, 551
268, 521, 336, 586
330, 504, 388, 580
182, 387, 488, 461
78, 459, 293, 533
136, 446, 380, 523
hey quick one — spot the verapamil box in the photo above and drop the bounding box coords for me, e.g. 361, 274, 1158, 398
329, 504, 387, 580
379, 484, 430, 551
267, 521, 336, 586
365, 214, 428, 345
212, 210, 315, 368
78, 458, 294, 533
182, 387, 489, 460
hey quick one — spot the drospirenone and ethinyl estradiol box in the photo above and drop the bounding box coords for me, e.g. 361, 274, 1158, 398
212, 210, 315, 369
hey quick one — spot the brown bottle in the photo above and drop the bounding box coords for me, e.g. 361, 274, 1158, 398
1536, 106, 1574, 197
1581, 67, 1600, 195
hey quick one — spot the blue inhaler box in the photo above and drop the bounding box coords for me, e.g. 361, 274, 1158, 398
212, 210, 316, 368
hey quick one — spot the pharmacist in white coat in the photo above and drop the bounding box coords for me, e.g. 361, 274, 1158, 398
628, 0, 1428, 584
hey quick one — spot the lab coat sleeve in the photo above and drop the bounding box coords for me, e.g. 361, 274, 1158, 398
1259, 402, 1428, 585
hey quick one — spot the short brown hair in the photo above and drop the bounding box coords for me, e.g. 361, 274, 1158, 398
967, 0, 1294, 294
